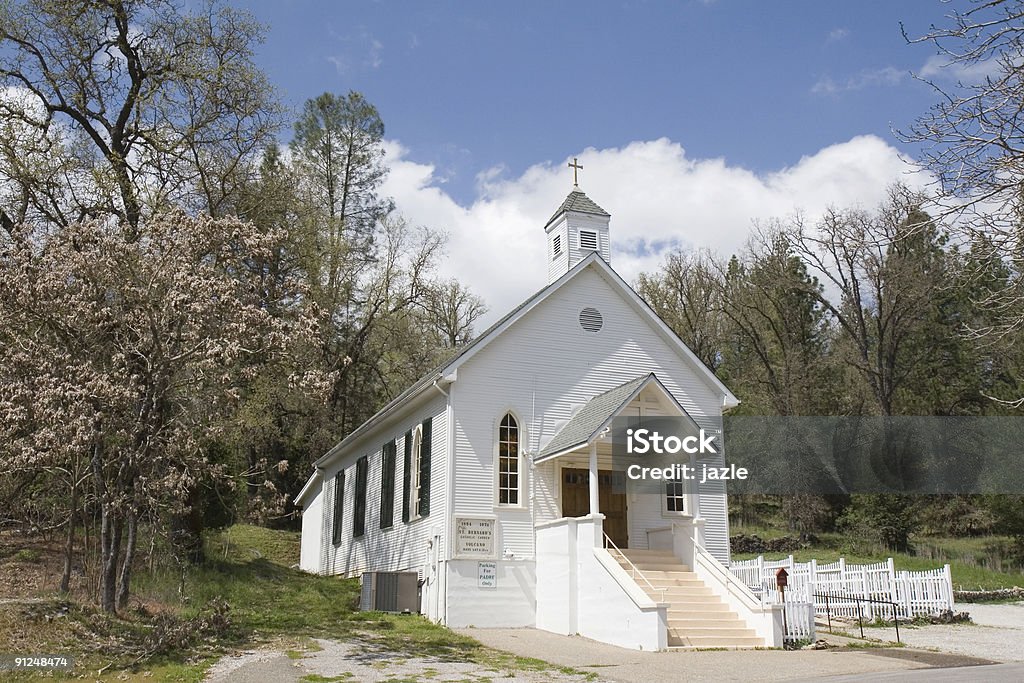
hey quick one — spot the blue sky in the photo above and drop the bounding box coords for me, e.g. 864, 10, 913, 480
234, 0, 958, 322
241, 0, 939, 201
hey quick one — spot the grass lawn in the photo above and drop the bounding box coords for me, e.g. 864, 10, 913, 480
0, 524, 589, 682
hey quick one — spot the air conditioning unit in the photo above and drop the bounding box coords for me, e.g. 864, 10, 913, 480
360, 571, 419, 613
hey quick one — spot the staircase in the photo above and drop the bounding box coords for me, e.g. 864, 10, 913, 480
611, 548, 763, 649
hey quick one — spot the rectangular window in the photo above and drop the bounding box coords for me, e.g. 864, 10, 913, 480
353, 455, 368, 538
402, 430, 412, 523
666, 480, 686, 513
579, 230, 598, 251
380, 440, 396, 529
552, 234, 562, 259
331, 470, 345, 545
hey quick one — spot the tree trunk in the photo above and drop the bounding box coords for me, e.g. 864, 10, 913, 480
116, 509, 137, 611
59, 480, 78, 594
91, 425, 121, 613
100, 510, 122, 613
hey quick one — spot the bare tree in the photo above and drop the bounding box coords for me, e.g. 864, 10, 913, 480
901, 0, 1024, 362
636, 249, 727, 372
423, 279, 488, 349
788, 186, 949, 416
0, 0, 280, 233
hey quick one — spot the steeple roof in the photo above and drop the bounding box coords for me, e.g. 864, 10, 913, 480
544, 189, 610, 229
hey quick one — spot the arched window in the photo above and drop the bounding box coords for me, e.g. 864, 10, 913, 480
498, 414, 520, 505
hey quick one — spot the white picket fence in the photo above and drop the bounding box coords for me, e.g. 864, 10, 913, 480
778, 598, 816, 642
730, 555, 954, 621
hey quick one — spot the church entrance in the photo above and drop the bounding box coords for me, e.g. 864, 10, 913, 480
561, 468, 628, 548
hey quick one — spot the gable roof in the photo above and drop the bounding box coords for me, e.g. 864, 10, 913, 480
535, 373, 702, 463
310, 251, 738, 475
536, 374, 649, 462
544, 189, 610, 229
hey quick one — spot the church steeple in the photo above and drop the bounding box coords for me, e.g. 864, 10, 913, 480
543, 181, 611, 283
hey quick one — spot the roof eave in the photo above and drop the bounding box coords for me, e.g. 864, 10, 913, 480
543, 207, 611, 231
295, 469, 322, 507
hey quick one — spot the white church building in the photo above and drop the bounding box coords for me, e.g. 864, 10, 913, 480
296, 183, 784, 650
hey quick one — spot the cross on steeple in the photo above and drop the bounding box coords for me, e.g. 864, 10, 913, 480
568, 157, 583, 187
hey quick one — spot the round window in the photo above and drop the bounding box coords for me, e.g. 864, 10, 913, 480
579, 307, 603, 332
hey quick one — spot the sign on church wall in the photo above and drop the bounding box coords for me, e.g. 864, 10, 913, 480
477, 561, 497, 588
454, 516, 495, 558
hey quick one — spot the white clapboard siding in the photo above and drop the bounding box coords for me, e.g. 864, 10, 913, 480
533, 461, 561, 524
451, 266, 731, 563
299, 485, 323, 572
547, 222, 570, 284
318, 394, 449, 580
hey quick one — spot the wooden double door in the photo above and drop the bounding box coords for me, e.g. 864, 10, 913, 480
561, 468, 628, 548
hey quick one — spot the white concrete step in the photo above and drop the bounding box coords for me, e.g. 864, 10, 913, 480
624, 569, 701, 581
670, 626, 757, 638
644, 581, 713, 593
624, 562, 693, 572
667, 609, 739, 620
647, 595, 724, 608
613, 547, 764, 650
615, 551, 681, 562
617, 549, 676, 557
644, 587, 710, 599
668, 635, 764, 648
668, 618, 746, 629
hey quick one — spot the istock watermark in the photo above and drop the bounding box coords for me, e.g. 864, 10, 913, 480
625, 462, 749, 484
610, 416, 733, 494
625, 427, 718, 455
609, 415, 1024, 495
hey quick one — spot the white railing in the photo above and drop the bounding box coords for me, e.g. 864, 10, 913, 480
692, 542, 786, 647
731, 555, 954, 620
602, 532, 666, 603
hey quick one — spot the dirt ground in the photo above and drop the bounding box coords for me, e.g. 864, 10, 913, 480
205, 638, 596, 683
888, 601, 1024, 663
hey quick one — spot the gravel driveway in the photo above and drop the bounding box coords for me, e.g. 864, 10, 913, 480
205, 638, 596, 683
892, 602, 1024, 662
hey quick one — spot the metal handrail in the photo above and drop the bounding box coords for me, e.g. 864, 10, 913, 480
693, 541, 764, 611
814, 590, 901, 643
602, 532, 667, 603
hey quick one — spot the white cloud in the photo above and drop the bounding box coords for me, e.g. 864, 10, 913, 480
827, 28, 850, 43
812, 66, 906, 95
919, 54, 1002, 82
326, 26, 383, 73
381, 137, 927, 328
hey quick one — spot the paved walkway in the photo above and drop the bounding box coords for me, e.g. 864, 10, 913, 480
820, 663, 1024, 682
207, 603, 1024, 683
457, 628, 993, 683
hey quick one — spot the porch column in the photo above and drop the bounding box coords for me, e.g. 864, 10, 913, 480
588, 442, 599, 516
687, 450, 700, 518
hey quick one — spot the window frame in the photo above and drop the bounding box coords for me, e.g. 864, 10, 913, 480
331, 470, 345, 546
663, 479, 688, 516
408, 424, 424, 521
380, 440, 396, 529
495, 411, 523, 507
353, 455, 368, 538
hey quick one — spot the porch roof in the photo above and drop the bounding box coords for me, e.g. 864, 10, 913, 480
534, 373, 654, 463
